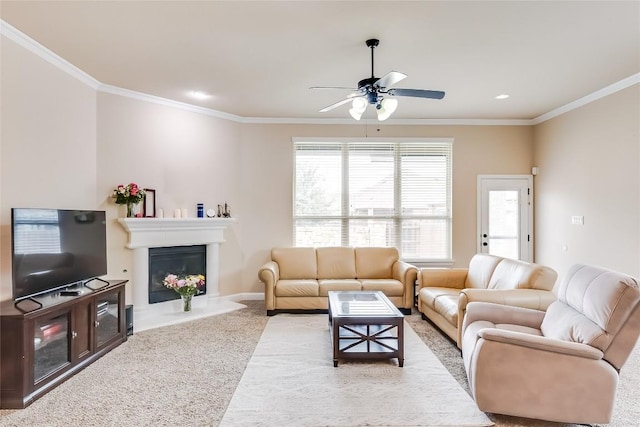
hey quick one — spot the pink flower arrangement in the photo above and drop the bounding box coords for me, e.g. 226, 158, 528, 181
163, 274, 205, 297
112, 183, 146, 205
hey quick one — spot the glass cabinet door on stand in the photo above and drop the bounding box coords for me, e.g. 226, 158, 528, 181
95, 287, 123, 351
32, 308, 71, 385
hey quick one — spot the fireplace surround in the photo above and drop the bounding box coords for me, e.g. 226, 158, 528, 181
117, 217, 240, 332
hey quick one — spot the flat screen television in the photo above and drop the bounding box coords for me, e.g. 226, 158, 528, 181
11, 208, 107, 301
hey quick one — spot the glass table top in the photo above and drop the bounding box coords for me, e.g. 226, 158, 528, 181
328, 291, 401, 317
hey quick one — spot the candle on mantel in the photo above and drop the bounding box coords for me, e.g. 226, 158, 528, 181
174, 209, 181, 218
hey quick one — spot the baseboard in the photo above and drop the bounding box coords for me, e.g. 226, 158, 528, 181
219, 292, 264, 302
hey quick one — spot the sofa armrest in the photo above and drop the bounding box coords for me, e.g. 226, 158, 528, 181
457, 288, 556, 345
478, 328, 604, 360
417, 268, 468, 290
393, 261, 418, 308
258, 261, 280, 310
462, 301, 545, 334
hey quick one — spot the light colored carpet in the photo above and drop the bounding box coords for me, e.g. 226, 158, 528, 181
220, 315, 493, 427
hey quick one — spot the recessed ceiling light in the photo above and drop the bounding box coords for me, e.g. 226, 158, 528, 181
189, 91, 211, 100
495, 94, 510, 100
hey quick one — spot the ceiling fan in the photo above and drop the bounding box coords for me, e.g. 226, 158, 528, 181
311, 39, 445, 121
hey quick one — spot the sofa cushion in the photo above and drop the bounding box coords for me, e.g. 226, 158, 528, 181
465, 253, 502, 289
318, 279, 362, 296
275, 279, 319, 297
540, 302, 606, 347
541, 264, 640, 351
434, 294, 459, 326
272, 247, 317, 280
558, 264, 640, 334
355, 247, 398, 279
488, 258, 557, 291
317, 247, 356, 279
361, 279, 404, 296
420, 287, 460, 324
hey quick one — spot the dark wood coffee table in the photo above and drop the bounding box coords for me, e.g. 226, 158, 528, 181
328, 291, 404, 367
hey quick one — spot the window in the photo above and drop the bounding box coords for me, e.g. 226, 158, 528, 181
293, 139, 452, 261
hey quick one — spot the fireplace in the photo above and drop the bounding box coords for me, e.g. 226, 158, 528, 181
148, 245, 206, 304
117, 217, 242, 332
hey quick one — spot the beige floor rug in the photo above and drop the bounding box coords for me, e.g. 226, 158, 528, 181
220, 315, 493, 427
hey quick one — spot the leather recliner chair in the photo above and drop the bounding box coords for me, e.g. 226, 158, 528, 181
461, 264, 640, 424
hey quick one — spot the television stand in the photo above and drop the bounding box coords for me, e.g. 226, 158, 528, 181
0, 280, 128, 409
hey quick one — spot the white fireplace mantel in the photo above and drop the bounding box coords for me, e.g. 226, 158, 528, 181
117, 217, 240, 332
118, 217, 236, 248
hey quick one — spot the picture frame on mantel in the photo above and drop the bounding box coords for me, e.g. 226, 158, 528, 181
143, 189, 156, 217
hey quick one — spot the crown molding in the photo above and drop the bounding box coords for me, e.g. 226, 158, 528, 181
0, 20, 100, 90
239, 116, 533, 126
2, 19, 637, 127
531, 73, 640, 125
98, 84, 243, 122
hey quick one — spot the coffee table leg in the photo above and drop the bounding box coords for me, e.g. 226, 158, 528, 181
398, 319, 404, 367
334, 359, 338, 367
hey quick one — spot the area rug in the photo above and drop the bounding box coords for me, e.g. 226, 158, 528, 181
220, 315, 493, 427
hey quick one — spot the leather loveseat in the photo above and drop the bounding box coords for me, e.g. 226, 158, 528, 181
417, 253, 557, 347
258, 247, 417, 316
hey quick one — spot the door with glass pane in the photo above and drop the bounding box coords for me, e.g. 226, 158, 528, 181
478, 175, 533, 262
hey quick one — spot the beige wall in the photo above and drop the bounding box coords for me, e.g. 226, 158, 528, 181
240, 123, 533, 292
0, 35, 97, 300
533, 85, 640, 280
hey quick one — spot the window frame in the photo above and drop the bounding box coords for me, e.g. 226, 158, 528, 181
293, 137, 454, 265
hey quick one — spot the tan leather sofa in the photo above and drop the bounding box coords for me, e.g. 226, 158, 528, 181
258, 247, 417, 316
461, 264, 640, 424
417, 253, 557, 347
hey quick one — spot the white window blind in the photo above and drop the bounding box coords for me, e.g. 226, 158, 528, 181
294, 139, 452, 261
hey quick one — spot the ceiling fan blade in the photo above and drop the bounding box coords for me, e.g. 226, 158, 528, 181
374, 71, 407, 89
319, 92, 361, 112
310, 86, 357, 90
387, 88, 445, 99
319, 97, 355, 113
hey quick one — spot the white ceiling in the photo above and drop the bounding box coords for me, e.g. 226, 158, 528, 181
1, 1, 638, 122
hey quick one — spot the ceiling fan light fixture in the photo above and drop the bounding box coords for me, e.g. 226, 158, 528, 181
376, 98, 398, 121
349, 108, 364, 120
349, 97, 367, 120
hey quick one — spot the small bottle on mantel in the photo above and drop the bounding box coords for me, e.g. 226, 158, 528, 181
197, 203, 204, 218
